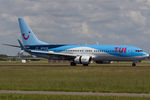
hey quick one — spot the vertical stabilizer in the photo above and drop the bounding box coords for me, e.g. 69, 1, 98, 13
18, 18, 48, 46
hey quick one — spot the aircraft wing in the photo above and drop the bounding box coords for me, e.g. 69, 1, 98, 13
30, 50, 95, 60
31, 50, 77, 57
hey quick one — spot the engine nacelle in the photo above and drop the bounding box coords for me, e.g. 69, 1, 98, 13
96, 61, 113, 64
74, 56, 92, 64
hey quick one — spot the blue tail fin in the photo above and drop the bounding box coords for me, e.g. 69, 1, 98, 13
18, 18, 48, 46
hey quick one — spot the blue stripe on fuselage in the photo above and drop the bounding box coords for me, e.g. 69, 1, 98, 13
25, 44, 147, 57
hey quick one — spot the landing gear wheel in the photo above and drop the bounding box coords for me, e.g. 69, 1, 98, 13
70, 62, 76, 66
132, 63, 136, 67
83, 64, 88, 66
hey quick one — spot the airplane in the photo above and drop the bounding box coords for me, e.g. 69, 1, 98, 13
4, 18, 150, 66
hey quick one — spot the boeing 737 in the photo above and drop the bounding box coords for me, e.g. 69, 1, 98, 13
5, 18, 150, 66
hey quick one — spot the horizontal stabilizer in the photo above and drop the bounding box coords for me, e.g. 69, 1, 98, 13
2, 44, 20, 48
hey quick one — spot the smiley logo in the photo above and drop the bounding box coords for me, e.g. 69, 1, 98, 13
22, 31, 30, 40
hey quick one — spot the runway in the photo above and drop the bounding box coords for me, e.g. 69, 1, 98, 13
0, 90, 150, 97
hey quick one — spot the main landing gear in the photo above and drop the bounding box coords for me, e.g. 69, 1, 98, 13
83, 64, 88, 66
70, 62, 89, 66
70, 62, 76, 66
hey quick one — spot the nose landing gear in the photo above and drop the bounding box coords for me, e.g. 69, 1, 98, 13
132, 63, 136, 67
132, 61, 141, 67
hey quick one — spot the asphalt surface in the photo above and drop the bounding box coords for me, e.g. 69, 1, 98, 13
0, 90, 150, 97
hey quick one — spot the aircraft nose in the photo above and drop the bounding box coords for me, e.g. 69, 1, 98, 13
143, 52, 149, 58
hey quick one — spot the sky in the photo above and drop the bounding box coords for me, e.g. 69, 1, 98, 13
0, 0, 150, 56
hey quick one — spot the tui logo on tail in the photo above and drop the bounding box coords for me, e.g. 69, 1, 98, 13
22, 31, 30, 40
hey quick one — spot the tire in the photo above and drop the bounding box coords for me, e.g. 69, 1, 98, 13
132, 63, 136, 67
83, 64, 88, 66
70, 62, 76, 66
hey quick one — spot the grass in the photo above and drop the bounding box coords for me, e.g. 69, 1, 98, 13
0, 94, 149, 100
0, 62, 149, 93
0, 60, 150, 66
0, 60, 70, 66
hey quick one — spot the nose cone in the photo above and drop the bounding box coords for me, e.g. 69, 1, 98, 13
141, 52, 149, 58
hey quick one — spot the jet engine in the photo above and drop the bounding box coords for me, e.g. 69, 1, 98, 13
74, 56, 92, 64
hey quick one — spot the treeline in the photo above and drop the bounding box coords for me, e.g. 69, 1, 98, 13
0, 54, 8, 57
0, 54, 32, 61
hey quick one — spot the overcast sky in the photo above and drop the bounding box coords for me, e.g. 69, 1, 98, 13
0, 0, 150, 55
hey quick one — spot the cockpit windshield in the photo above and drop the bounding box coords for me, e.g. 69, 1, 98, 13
135, 50, 143, 52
